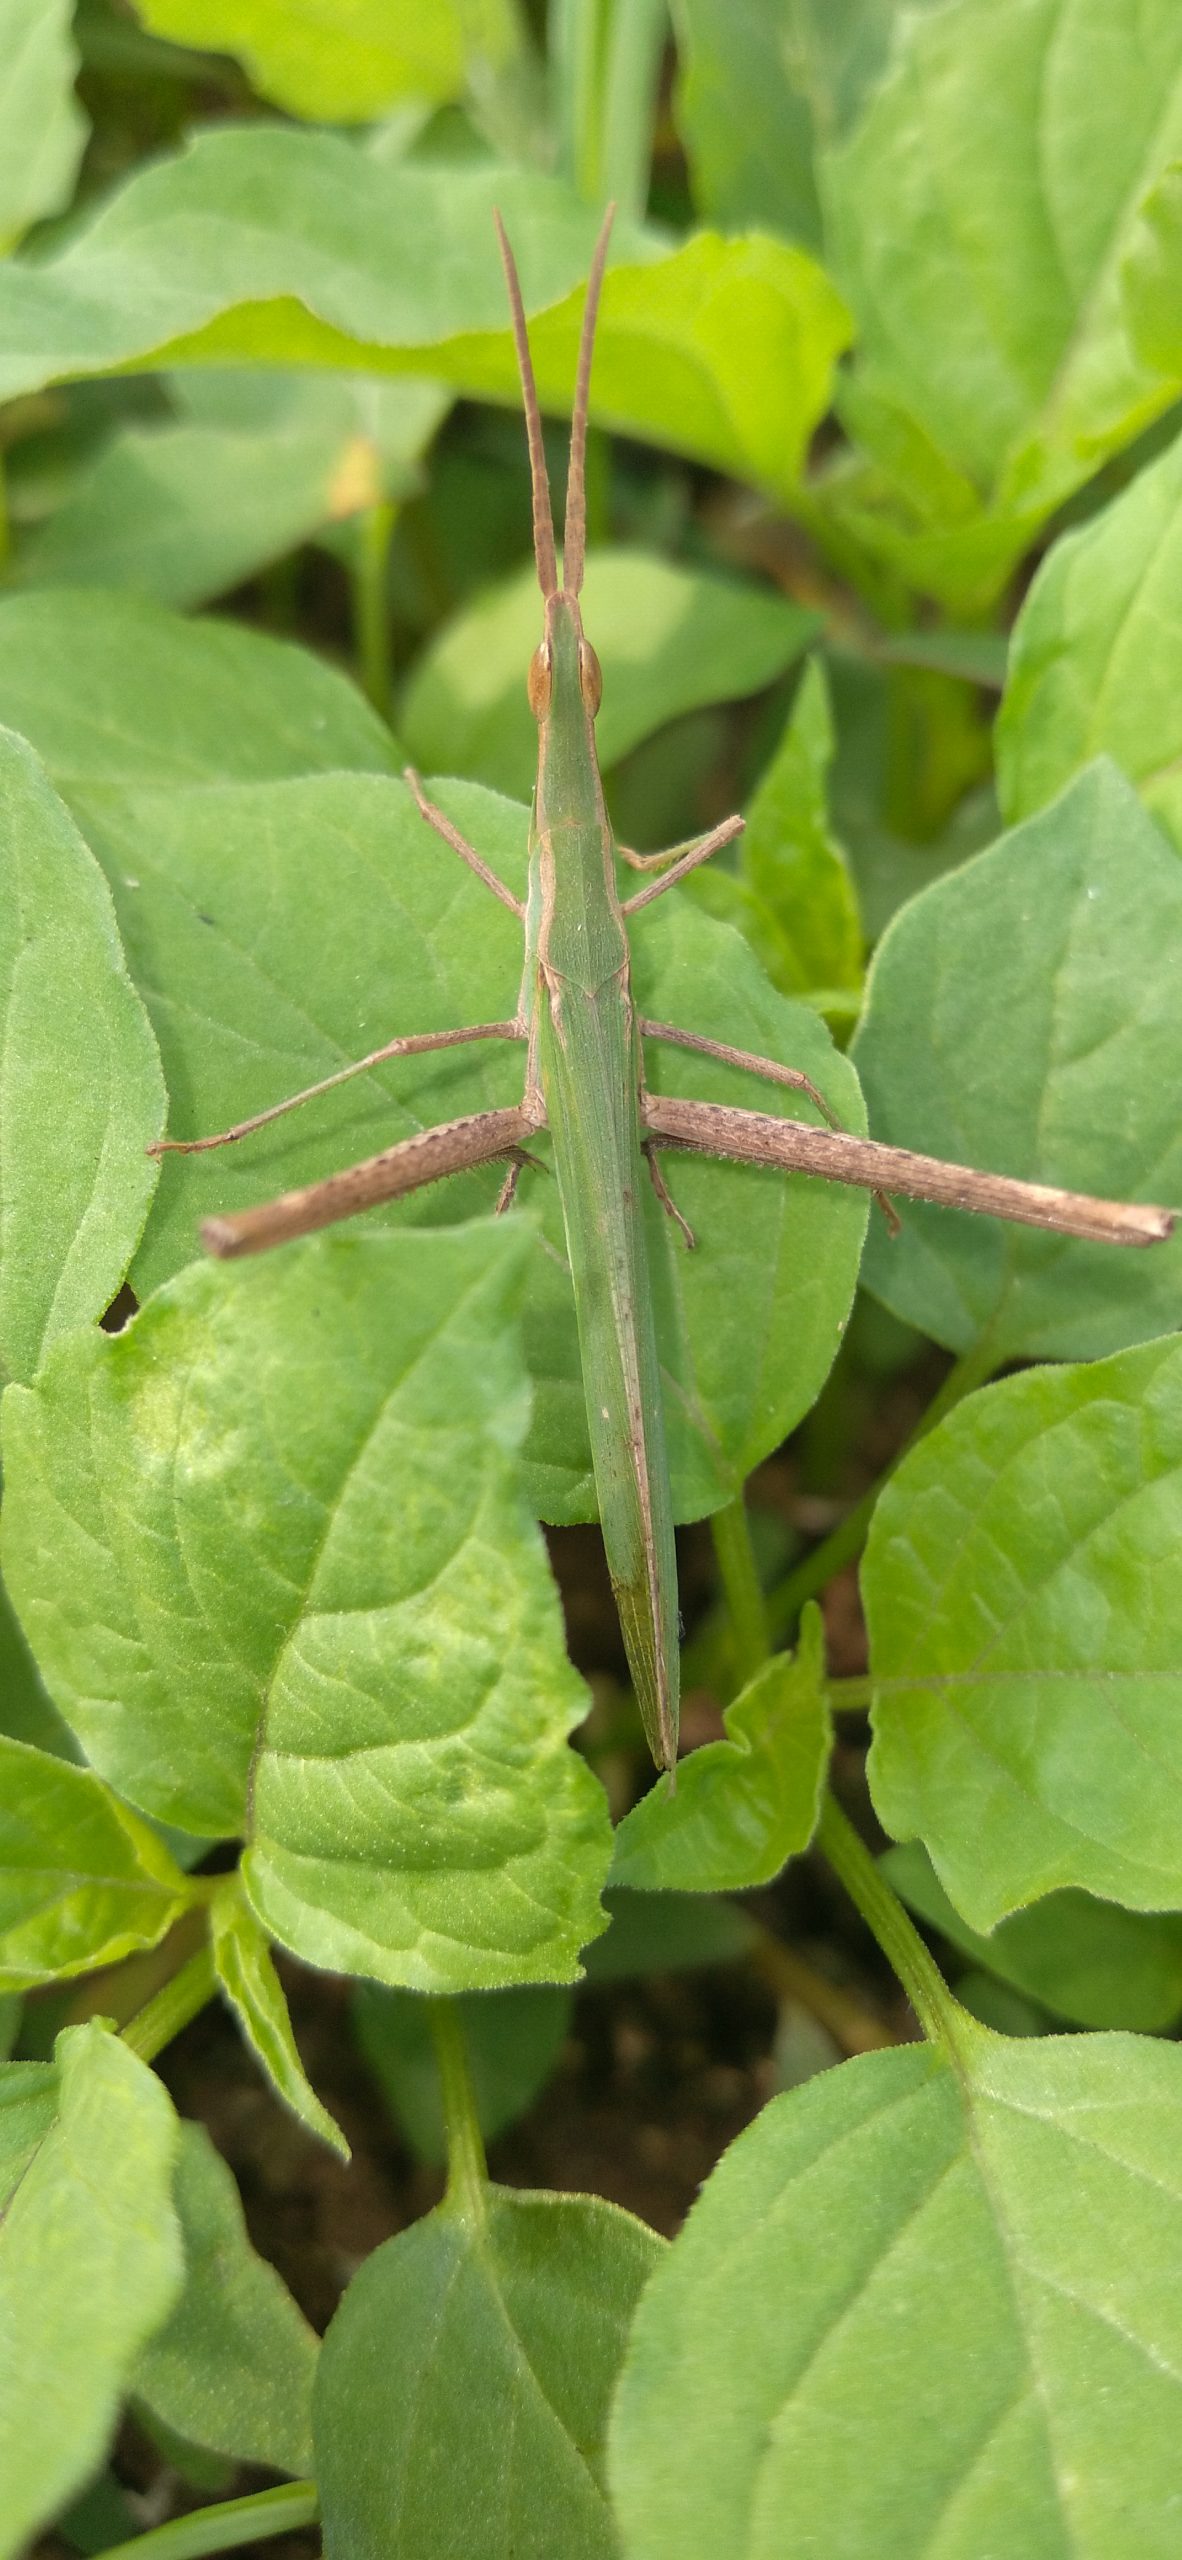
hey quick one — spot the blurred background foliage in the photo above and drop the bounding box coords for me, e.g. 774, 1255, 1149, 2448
7, 0, 1182, 2221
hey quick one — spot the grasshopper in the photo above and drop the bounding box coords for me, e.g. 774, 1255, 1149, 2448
154, 209, 1173, 1773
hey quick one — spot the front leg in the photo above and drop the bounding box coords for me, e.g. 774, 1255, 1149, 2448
405, 767, 524, 917
619, 814, 744, 913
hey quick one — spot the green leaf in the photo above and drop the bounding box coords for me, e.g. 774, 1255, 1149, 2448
996, 426, 1182, 850
611, 1604, 830, 1893
2, 1226, 612, 1984
352, 1982, 571, 2164
0, 0, 87, 252
0, 588, 396, 794
400, 550, 819, 801
132, 0, 519, 121
0, 726, 164, 1387
0, 1737, 189, 1991
210, 1877, 349, 2159
864, 1335, 1182, 1929
671, 0, 944, 252
15, 374, 449, 612
1122, 160, 1182, 375
0, 2058, 56, 2196
882, 1843, 1182, 2034
852, 761, 1182, 1363
610, 2024, 1182, 2559
689, 655, 862, 1000
14, 422, 379, 610
133, 2118, 318, 2477
68, 770, 866, 1520
0, 2023, 182, 2560
0, 1560, 77, 1757
315, 2186, 661, 2560
0, 134, 849, 499
671, 0, 822, 247
819, 0, 1182, 606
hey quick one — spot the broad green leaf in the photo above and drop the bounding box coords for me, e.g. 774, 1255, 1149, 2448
689, 656, 862, 999
826, 650, 1001, 941
133, 2119, 318, 2477
0, 589, 396, 793
671, 0, 944, 251
0, 2024, 182, 2560
882, 1843, 1182, 2033
14, 422, 386, 610
2, 1227, 612, 1985
0, 0, 87, 253
611, 1605, 830, 1893
70, 771, 866, 1522
0, 727, 164, 1387
16, 373, 449, 611
210, 1877, 349, 2159
352, 1983, 571, 2164
132, 0, 519, 121
1121, 160, 1182, 374
169, 364, 449, 453
852, 761, 1182, 1364
315, 2186, 661, 2560
610, 2024, 1182, 2560
0, 1560, 76, 1757
996, 427, 1182, 848
672, 0, 820, 247
864, 1335, 1182, 1929
819, 0, 1182, 607
400, 550, 819, 801
0, 133, 849, 500
582, 1888, 757, 1980
0, 1736, 189, 1991
0, 2058, 56, 2197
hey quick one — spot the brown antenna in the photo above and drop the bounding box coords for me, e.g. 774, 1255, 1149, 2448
562, 203, 615, 597
493, 207, 558, 601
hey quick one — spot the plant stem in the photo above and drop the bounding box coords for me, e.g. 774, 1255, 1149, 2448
353, 499, 396, 718
93, 2481, 318, 2560
120, 1946, 216, 2065
552, 0, 665, 213
765, 1331, 1000, 1642
710, 1496, 771, 1687
429, 1996, 488, 2222
749, 1925, 899, 2055
599, 0, 666, 216
815, 1792, 957, 2049
826, 1674, 874, 1712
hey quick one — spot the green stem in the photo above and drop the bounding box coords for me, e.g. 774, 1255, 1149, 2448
120, 1946, 216, 2065
429, 1997, 488, 2222
93, 2481, 318, 2560
552, 0, 664, 212
710, 1496, 771, 1688
599, 0, 666, 216
816, 1792, 957, 2050
827, 1674, 874, 1713
352, 499, 396, 719
766, 1333, 1000, 1642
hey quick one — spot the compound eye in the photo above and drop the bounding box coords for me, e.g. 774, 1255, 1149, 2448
579, 639, 603, 716
527, 642, 552, 718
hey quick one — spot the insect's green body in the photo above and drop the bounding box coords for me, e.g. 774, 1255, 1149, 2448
176, 209, 1170, 1785
524, 593, 678, 1766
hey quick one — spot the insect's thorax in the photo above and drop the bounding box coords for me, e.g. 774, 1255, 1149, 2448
528, 597, 628, 998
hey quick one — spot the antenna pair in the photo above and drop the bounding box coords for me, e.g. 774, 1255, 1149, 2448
493, 203, 615, 603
